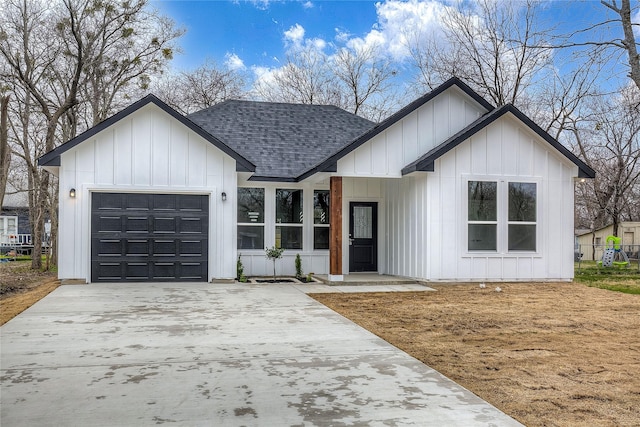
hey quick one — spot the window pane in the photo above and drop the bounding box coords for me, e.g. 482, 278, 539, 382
237, 225, 264, 249
509, 183, 536, 221
314, 227, 329, 250
353, 206, 373, 238
468, 224, 497, 251
314, 190, 330, 224
276, 226, 303, 249
276, 189, 303, 224
509, 224, 536, 251
468, 181, 497, 221
238, 188, 264, 223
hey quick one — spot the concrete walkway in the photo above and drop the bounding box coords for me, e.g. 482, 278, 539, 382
1, 283, 522, 426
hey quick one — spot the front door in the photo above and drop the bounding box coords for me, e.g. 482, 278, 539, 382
349, 202, 377, 272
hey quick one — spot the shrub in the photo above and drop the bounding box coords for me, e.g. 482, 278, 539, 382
295, 254, 303, 279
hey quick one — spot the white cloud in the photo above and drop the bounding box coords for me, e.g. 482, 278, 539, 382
284, 23, 306, 45
358, 0, 451, 60
224, 53, 246, 71
302, 1, 313, 9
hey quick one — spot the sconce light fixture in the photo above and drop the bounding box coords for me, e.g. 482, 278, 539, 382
221, 192, 227, 202
69, 188, 76, 198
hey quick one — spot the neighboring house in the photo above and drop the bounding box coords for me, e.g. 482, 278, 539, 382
1, 185, 31, 250
576, 223, 640, 261
38, 78, 595, 283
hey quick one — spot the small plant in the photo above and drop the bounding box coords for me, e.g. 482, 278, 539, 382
306, 272, 314, 283
236, 254, 245, 281
295, 254, 303, 279
265, 246, 284, 280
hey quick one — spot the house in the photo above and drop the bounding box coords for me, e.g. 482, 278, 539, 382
38, 77, 595, 283
576, 222, 640, 261
1, 184, 32, 252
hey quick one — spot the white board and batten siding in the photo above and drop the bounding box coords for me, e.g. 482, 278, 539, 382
336, 87, 487, 177
58, 104, 238, 282
383, 113, 578, 282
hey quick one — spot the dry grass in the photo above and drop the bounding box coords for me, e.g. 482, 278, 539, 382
312, 283, 640, 427
0, 261, 59, 325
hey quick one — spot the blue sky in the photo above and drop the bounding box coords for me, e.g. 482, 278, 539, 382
154, 0, 381, 70
151, 0, 635, 90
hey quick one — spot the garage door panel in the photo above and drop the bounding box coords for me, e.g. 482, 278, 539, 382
154, 217, 176, 233
180, 217, 205, 234
153, 194, 177, 210
96, 239, 122, 256
125, 217, 150, 233
94, 216, 122, 233
94, 193, 123, 210
125, 194, 151, 211
154, 240, 177, 257
180, 262, 206, 279
153, 262, 176, 279
126, 239, 149, 256
93, 262, 121, 280
91, 193, 209, 282
180, 240, 205, 256
126, 262, 150, 279
179, 195, 207, 212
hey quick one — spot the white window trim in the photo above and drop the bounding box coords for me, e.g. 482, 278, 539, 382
237, 186, 266, 251
463, 176, 541, 256
313, 189, 330, 251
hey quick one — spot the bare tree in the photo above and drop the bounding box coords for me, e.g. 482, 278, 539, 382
407, 0, 553, 108
557, 0, 640, 91
254, 45, 343, 107
333, 44, 398, 120
572, 86, 640, 235
153, 60, 246, 115
0, 0, 181, 269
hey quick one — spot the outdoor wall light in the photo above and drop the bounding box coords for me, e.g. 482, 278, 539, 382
69, 188, 76, 198
221, 192, 227, 202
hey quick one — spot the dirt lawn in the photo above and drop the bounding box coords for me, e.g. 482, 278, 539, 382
0, 261, 58, 325
313, 283, 640, 427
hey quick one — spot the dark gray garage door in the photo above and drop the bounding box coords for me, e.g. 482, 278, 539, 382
91, 193, 209, 282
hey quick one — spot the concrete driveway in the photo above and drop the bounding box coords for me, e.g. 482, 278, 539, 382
1, 283, 521, 426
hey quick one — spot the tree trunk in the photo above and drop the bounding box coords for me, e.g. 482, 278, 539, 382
0, 95, 10, 206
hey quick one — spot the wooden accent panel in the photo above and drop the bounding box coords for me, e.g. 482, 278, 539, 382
329, 176, 343, 275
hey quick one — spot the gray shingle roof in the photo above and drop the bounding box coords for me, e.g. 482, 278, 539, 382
188, 100, 375, 180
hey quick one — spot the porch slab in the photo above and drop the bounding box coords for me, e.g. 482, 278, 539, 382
297, 283, 435, 293
314, 273, 424, 286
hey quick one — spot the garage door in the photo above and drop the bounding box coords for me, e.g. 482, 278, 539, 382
91, 193, 209, 282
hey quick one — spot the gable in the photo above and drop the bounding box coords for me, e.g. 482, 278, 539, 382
402, 104, 595, 178
38, 94, 255, 174
334, 84, 490, 178
57, 103, 241, 188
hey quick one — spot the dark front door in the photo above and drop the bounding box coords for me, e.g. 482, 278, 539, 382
349, 202, 377, 272
91, 193, 209, 282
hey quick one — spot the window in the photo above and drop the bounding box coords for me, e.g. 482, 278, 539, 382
237, 188, 264, 249
276, 189, 303, 249
467, 180, 537, 253
468, 181, 497, 251
313, 190, 330, 250
508, 182, 536, 251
